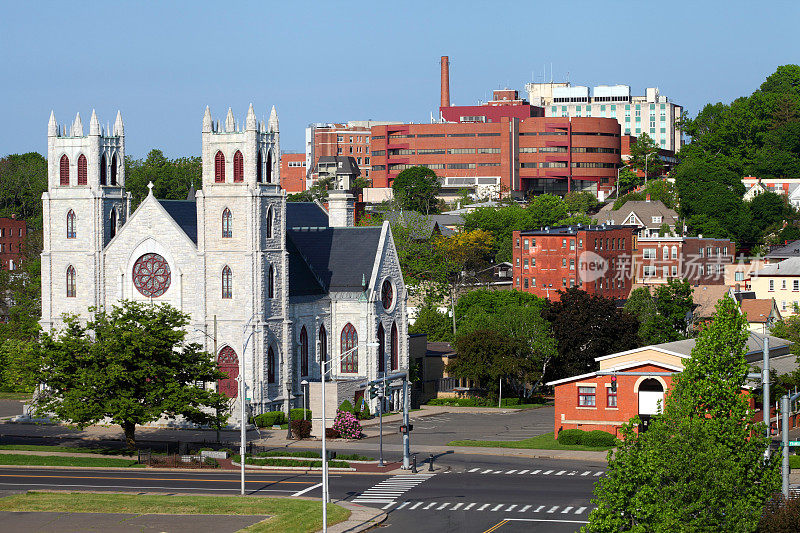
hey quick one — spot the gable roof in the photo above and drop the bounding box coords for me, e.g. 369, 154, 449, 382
287, 226, 383, 292
740, 298, 779, 323
286, 202, 329, 229
597, 200, 678, 229
692, 284, 731, 318
765, 240, 800, 260
755, 256, 800, 275
158, 200, 198, 244
286, 235, 326, 297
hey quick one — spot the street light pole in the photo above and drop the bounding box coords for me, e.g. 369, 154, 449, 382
240, 316, 259, 496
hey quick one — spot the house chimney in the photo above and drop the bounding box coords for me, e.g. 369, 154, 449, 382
328, 191, 355, 227
440, 56, 450, 108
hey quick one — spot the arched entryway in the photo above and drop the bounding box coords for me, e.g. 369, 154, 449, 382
637, 378, 665, 416
217, 346, 239, 398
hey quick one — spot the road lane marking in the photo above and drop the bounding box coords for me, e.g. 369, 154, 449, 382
518, 505, 531, 512
581, 471, 591, 476
478, 504, 490, 511
481, 520, 508, 533
530, 469, 541, 474
451, 503, 463, 510
594, 471, 604, 476
561, 506, 573, 513
567, 471, 577, 476
505, 505, 517, 512
468, 468, 480, 472
492, 470, 502, 474
481, 469, 493, 474
542, 470, 553, 475
576, 506, 587, 514
291, 482, 322, 497
463, 503, 476, 510
383, 502, 397, 510
501, 518, 589, 524
491, 504, 504, 511
547, 506, 559, 513
517, 470, 529, 474
436, 503, 450, 510
554, 470, 566, 476
424, 502, 437, 509
505, 470, 517, 474
396, 502, 410, 509
534, 506, 545, 512
409, 502, 423, 510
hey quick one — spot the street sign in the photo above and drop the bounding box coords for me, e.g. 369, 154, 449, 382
789, 441, 800, 446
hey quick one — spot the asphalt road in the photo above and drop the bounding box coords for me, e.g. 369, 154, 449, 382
371, 408, 554, 447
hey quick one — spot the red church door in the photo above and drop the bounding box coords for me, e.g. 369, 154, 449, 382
217, 346, 239, 398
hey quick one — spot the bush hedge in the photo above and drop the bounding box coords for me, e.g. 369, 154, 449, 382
427, 397, 523, 407
290, 419, 312, 439
556, 429, 616, 447
357, 404, 371, 420
758, 493, 800, 532
253, 411, 286, 428
290, 408, 312, 421
325, 428, 340, 439
338, 400, 354, 414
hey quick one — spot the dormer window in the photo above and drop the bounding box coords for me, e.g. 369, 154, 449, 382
652, 216, 662, 223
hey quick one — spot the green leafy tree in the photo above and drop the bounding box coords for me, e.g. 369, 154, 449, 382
586, 296, 780, 532
287, 191, 313, 202
449, 329, 531, 397
624, 281, 693, 345
564, 191, 600, 215
125, 150, 201, 208
409, 305, 453, 342
750, 191, 793, 236
616, 168, 640, 195
0, 152, 48, 228
544, 288, 640, 380
628, 133, 664, 180
392, 166, 441, 214
32, 301, 229, 448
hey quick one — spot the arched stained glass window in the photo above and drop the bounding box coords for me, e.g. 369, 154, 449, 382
257, 151, 263, 183
341, 323, 357, 373
217, 346, 239, 398
100, 154, 107, 185
215, 151, 225, 183
222, 266, 232, 299
319, 325, 327, 365
268, 346, 276, 383
222, 208, 232, 238
110, 155, 118, 185
60, 155, 69, 185
377, 323, 385, 373
381, 279, 393, 310
66, 265, 76, 297
233, 150, 244, 182
77, 154, 87, 185
391, 322, 399, 371
300, 326, 309, 377
66, 210, 76, 239
266, 151, 273, 183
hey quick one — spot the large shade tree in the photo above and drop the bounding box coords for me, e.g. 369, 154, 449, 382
33, 301, 229, 447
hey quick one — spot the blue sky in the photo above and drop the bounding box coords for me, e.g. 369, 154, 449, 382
1, 0, 798, 158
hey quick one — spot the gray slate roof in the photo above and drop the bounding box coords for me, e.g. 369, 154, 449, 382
287, 226, 382, 292
754, 256, 800, 276
655, 332, 792, 362
597, 200, 678, 230
765, 240, 800, 260
286, 202, 329, 229
159, 200, 198, 244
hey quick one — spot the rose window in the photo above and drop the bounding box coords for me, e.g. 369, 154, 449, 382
132, 253, 171, 297
381, 279, 394, 310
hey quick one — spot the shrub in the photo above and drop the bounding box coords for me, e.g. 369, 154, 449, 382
290, 408, 312, 421
358, 404, 371, 420
254, 411, 285, 428
557, 429, 585, 445
203, 457, 219, 467
758, 493, 800, 532
338, 400, 354, 414
582, 430, 617, 448
290, 419, 312, 439
332, 410, 363, 439
325, 428, 340, 439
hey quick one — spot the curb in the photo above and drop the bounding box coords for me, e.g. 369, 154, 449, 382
319, 500, 387, 533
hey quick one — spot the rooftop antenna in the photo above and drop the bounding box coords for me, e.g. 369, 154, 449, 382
550, 62, 553, 83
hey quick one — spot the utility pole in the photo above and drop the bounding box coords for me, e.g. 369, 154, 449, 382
763, 336, 770, 459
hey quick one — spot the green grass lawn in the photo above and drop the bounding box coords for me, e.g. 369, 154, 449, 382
254, 450, 373, 461
0, 444, 134, 456
790, 455, 800, 469
0, 453, 142, 467
448, 431, 614, 451
234, 455, 350, 469
0, 492, 350, 533
0, 392, 32, 400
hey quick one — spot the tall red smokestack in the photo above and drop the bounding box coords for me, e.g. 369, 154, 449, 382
440, 56, 450, 108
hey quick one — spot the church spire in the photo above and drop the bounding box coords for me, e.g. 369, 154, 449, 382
48, 111, 57, 137
89, 109, 100, 136
113, 110, 124, 137
246, 103, 257, 131
72, 112, 83, 137
202, 106, 212, 133
268, 105, 279, 133
225, 107, 235, 132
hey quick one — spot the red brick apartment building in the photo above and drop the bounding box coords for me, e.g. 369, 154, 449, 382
512, 225, 635, 301
632, 236, 735, 285
0, 216, 27, 270
280, 152, 307, 193
367, 57, 623, 200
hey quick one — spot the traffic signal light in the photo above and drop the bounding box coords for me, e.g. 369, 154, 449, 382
369, 385, 379, 399
610, 375, 617, 393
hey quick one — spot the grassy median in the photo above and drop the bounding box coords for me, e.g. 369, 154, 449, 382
448, 431, 614, 451
0, 392, 32, 400
0, 453, 141, 467
0, 492, 350, 533
0, 444, 134, 456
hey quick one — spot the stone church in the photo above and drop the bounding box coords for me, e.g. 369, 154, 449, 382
40, 106, 408, 421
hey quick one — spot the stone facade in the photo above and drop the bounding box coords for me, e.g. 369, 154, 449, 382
41, 106, 408, 424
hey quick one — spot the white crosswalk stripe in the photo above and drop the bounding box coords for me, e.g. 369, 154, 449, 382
387, 500, 593, 515
352, 473, 435, 504
462, 467, 605, 477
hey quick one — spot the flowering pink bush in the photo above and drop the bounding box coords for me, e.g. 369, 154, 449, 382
332, 409, 364, 439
